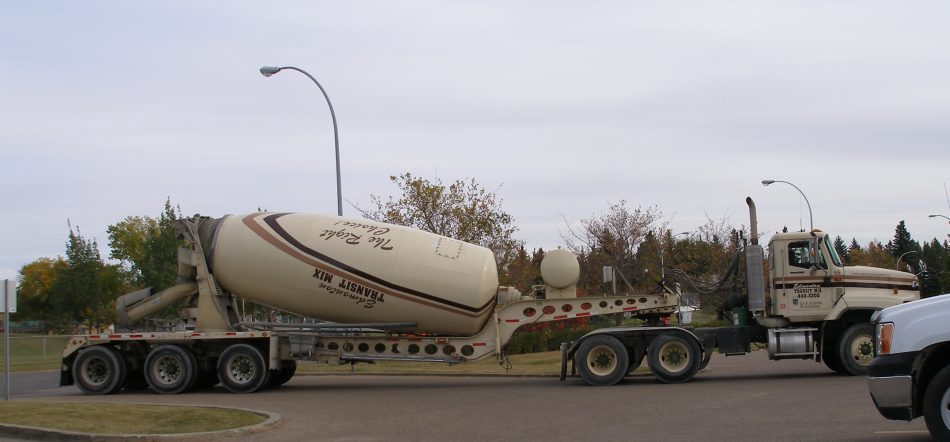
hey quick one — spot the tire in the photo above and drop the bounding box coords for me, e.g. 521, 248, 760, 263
837, 323, 874, 376
923, 365, 950, 440
144, 345, 198, 394
72, 346, 126, 395
648, 334, 701, 384
821, 331, 848, 375
268, 360, 297, 388
821, 347, 847, 374
217, 344, 270, 393
574, 335, 629, 386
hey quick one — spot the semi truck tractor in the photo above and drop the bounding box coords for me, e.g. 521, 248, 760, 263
559, 197, 920, 385
61, 199, 920, 394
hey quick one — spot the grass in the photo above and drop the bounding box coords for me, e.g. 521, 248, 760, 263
0, 335, 68, 371
0, 401, 266, 434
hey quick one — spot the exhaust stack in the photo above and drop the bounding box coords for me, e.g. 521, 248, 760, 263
745, 197, 765, 313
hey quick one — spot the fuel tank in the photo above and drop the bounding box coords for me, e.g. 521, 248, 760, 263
205, 213, 499, 336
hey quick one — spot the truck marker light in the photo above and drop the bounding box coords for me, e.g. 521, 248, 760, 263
877, 323, 893, 355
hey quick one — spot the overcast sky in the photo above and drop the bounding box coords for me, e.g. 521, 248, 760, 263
2, 1, 949, 280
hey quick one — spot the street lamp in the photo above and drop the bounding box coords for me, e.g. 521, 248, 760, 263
260, 66, 343, 217
762, 179, 813, 232
929, 214, 950, 222
895, 250, 918, 271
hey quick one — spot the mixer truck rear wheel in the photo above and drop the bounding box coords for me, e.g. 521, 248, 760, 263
838, 323, 874, 376
648, 334, 700, 384
269, 360, 297, 388
145, 345, 198, 394
218, 344, 270, 393
73, 346, 126, 395
575, 335, 629, 386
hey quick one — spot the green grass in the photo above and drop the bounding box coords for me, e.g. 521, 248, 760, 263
0, 335, 68, 371
0, 401, 266, 434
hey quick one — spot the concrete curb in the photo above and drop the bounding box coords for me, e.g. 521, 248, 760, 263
0, 402, 281, 441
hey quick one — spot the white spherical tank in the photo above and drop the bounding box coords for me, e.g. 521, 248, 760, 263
207, 213, 499, 336
540, 249, 580, 289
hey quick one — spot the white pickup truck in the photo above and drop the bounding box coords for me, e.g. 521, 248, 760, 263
868, 294, 950, 439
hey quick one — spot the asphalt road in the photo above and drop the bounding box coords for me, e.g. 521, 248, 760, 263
7, 351, 932, 441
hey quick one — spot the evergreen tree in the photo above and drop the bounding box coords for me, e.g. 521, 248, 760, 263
849, 238, 862, 252
887, 220, 920, 258
49, 224, 128, 332
833, 235, 850, 264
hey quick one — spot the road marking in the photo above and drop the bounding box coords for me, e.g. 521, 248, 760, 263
873, 430, 930, 434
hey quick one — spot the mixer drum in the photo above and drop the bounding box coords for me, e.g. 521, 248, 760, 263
207, 213, 499, 336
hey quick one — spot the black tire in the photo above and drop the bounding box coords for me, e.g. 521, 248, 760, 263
72, 346, 126, 395
923, 365, 950, 440
821, 346, 847, 374
144, 345, 198, 394
217, 344, 270, 393
574, 335, 629, 386
837, 323, 874, 376
268, 360, 297, 388
648, 334, 701, 384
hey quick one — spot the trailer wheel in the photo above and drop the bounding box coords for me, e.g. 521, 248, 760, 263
145, 345, 198, 394
648, 334, 700, 383
922, 364, 950, 440
218, 344, 270, 393
837, 323, 874, 376
575, 335, 629, 386
73, 346, 126, 395
269, 360, 297, 388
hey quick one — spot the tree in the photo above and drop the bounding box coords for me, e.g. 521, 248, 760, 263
833, 235, 851, 264
361, 173, 523, 276
887, 220, 921, 259
850, 240, 894, 269
562, 201, 664, 295
16, 257, 67, 322
107, 199, 181, 289
48, 224, 129, 332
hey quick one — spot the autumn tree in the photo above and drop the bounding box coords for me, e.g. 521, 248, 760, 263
16, 257, 67, 322
361, 173, 523, 278
562, 201, 664, 295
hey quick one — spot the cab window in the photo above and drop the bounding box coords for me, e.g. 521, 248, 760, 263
788, 241, 826, 268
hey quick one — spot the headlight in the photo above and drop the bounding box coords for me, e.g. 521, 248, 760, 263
875, 322, 893, 356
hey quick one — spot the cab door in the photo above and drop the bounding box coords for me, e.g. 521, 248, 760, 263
781, 240, 834, 321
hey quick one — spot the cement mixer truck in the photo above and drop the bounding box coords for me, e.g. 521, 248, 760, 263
60, 212, 680, 394
60, 199, 920, 394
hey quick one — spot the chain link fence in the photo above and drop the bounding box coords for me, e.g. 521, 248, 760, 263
0, 335, 70, 371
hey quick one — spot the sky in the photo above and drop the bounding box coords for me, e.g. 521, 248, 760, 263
2, 1, 950, 281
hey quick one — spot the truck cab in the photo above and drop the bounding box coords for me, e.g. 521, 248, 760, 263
764, 230, 919, 374
769, 230, 919, 323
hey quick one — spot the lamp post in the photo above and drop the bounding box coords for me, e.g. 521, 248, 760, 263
929, 214, 950, 222
895, 250, 917, 271
762, 179, 813, 232
260, 66, 343, 216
